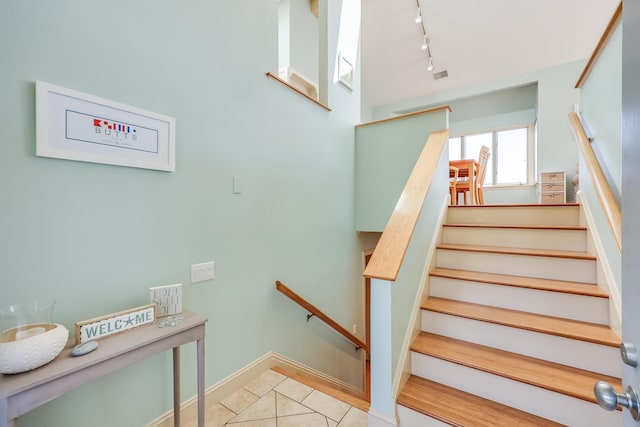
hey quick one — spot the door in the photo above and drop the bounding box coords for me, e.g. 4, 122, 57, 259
622, 2, 640, 425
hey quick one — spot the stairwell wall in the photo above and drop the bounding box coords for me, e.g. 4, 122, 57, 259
0, 1, 369, 426
576, 20, 622, 305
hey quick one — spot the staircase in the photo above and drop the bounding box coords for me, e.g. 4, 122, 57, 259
396, 204, 622, 426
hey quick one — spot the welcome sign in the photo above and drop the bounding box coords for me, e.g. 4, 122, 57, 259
75, 304, 156, 344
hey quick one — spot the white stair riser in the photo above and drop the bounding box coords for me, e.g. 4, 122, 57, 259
446, 206, 580, 226
430, 277, 608, 324
410, 353, 621, 427
396, 405, 450, 427
441, 227, 587, 251
436, 249, 596, 283
421, 311, 620, 377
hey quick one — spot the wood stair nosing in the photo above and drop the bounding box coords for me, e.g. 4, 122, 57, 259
442, 223, 587, 231
397, 375, 566, 427
429, 268, 608, 298
436, 243, 597, 260
410, 332, 622, 405
421, 297, 620, 347
448, 203, 580, 209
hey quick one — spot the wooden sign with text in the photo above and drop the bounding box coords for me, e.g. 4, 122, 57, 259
75, 304, 156, 344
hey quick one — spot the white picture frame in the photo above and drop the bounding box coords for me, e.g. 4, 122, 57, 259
338, 53, 354, 90
36, 81, 175, 172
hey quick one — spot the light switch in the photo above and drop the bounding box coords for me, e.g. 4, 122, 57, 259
232, 176, 242, 194
191, 261, 215, 284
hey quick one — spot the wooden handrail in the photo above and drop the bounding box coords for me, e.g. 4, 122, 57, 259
363, 129, 450, 281
568, 112, 621, 253
275, 280, 369, 353
356, 105, 451, 128
575, 2, 622, 88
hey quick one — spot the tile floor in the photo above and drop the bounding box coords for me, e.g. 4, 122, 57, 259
186, 369, 368, 427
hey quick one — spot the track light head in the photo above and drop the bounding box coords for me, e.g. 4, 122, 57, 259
414, 7, 422, 24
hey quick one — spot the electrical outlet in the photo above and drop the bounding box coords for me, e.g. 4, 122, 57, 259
352, 324, 357, 334
191, 261, 215, 284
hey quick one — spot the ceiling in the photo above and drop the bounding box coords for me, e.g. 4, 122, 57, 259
361, 0, 620, 111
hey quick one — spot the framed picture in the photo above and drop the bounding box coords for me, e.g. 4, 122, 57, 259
338, 53, 354, 90
36, 81, 175, 171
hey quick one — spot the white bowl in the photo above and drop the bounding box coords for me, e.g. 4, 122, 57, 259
0, 323, 69, 374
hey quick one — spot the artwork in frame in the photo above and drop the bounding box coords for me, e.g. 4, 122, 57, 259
338, 53, 354, 90
35, 81, 175, 171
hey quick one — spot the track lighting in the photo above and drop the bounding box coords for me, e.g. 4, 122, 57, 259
415, 1, 435, 72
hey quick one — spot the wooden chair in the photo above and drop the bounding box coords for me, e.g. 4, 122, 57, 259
449, 166, 459, 205
455, 146, 490, 205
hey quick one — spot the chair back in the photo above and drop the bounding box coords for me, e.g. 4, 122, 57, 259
477, 146, 490, 188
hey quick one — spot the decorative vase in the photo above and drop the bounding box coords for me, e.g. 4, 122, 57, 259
0, 301, 69, 374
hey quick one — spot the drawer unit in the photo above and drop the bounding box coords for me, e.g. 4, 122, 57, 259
538, 171, 566, 204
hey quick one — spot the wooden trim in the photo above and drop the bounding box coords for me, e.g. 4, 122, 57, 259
356, 106, 451, 128
265, 72, 331, 111
568, 112, 621, 253
437, 243, 597, 261
271, 366, 369, 411
575, 2, 622, 88
275, 281, 369, 353
361, 129, 448, 281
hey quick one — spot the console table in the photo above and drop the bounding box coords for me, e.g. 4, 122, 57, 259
0, 310, 207, 427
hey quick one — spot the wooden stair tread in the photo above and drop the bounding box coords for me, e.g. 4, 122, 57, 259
398, 375, 566, 427
411, 332, 622, 404
430, 268, 608, 298
437, 243, 597, 260
443, 223, 587, 231
448, 203, 580, 208
422, 297, 620, 347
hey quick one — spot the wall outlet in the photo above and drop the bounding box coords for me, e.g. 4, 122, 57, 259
352, 324, 357, 334
149, 284, 182, 317
191, 261, 215, 284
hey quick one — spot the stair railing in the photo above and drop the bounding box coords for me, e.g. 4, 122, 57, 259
364, 129, 450, 280
568, 112, 621, 253
275, 280, 369, 353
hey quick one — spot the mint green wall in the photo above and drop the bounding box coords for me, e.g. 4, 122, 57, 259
578, 22, 622, 293
369, 61, 584, 204
580, 24, 622, 198
355, 110, 449, 232
0, 1, 369, 426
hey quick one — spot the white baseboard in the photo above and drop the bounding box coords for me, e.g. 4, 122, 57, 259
577, 191, 622, 336
147, 351, 364, 426
368, 408, 399, 427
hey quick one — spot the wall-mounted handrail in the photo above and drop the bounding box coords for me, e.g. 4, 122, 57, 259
275, 280, 369, 353
363, 129, 450, 281
568, 112, 621, 253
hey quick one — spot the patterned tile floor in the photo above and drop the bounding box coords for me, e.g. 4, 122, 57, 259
185, 369, 368, 427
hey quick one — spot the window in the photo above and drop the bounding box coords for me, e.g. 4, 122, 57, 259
449, 125, 534, 186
